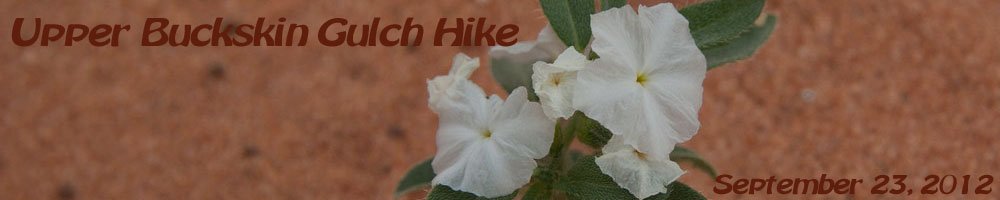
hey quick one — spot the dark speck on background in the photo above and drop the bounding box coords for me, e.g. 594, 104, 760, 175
56, 184, 74, 200
348, 61, 372, 81
209, 63, 226, 80
387, 125, 405, 139
243, 145, 260, 158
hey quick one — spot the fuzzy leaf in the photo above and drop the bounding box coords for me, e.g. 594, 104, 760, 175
539, 0, 594, 52
556, 156, 638, 199
522, 182, 553, 200
573, 114, 612, 149
490, 58, 539, 100
680, 0, 766, 48
395, 157, 436, 197
600, 0, 628, 11
670, 146, 718, 178
426, 185, 517, 200
701, 15, 777, 69
555, 156, 704, 200
662, 182, 707, 200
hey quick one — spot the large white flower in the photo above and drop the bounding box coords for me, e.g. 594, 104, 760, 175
430, 86, 556, 198
573, 4, 706, 161
597, 136, 685, 199
532, 47, 589, 120
428, 53, 480, 113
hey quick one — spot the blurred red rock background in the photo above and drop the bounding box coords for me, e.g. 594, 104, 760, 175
1, 0, 998, 199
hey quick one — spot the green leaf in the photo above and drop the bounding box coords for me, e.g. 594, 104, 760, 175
522, 182, 553, 200
555, 156, 705, 200
524, 165, 560, 200
539, 0, 594, 52
701, 15, 777, 69
395, 157, 435, 197
489, 57, 539, 101
573, 114, 612, 149
662, 182, 707, 200
600, 0, 628, 11
426, 185, 517, 200
680, 0, 765, 48
670, 146, 718, 178
556, 156, 635, 199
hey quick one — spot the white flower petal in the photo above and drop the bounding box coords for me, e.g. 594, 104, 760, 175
575, 3, 705, 161
489, 25, 566, 64
637, 4, 704, 74
638, 75, 703, 143
428, 53, 483, 113
450, 53, 479, 79
590, 6, 643, 73
532, 48, 589, 120
433, 140, 537, 198
490, 87, 555, 158
428, 78, 488, 117
549, 48, 589, 70
596, 136, 685, 199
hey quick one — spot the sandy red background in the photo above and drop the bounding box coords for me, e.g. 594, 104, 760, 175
1, 0, 999, 199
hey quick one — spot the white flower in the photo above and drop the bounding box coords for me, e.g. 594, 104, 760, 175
597, 136, 685, 199
573, 3, 706, 161
428, 53, 480, 113
430, 86, 556, 198
532, 47, 589, 120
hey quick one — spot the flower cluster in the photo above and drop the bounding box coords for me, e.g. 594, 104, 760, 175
427, 3, 706, 199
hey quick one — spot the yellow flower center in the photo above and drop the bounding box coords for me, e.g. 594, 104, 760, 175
633, 149, 647, 160
635, 73, 649, 86
482, 130, 492, 138
550, 74, 563, 86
